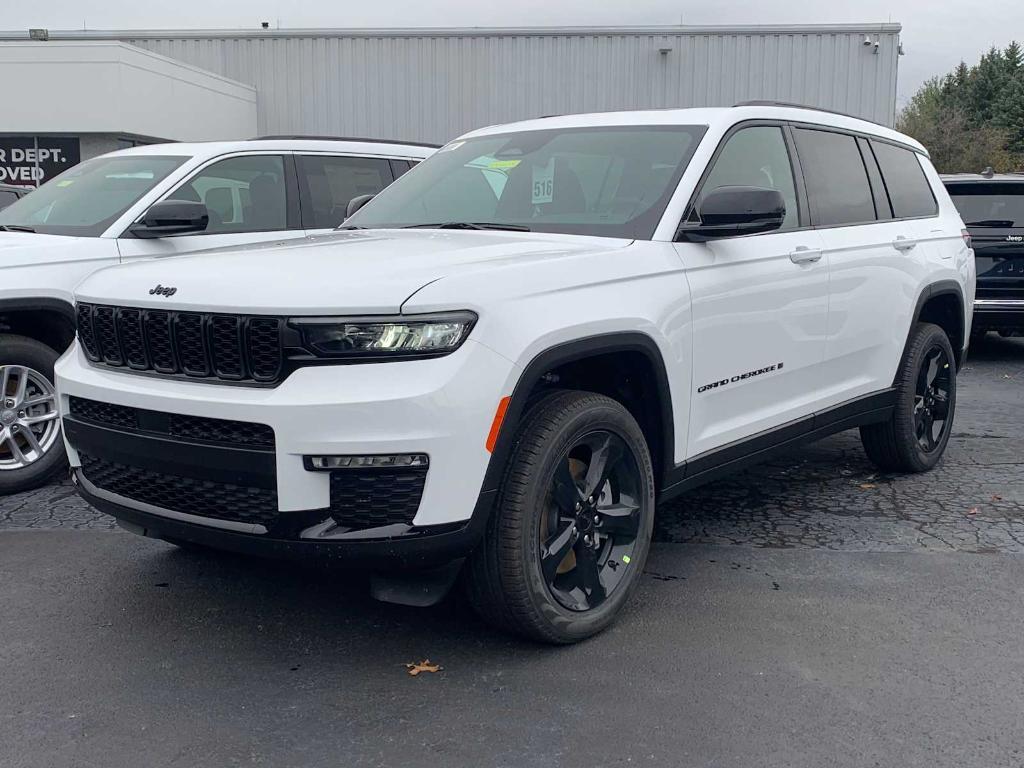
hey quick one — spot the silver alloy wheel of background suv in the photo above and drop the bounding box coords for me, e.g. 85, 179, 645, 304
0, 365, 61, 471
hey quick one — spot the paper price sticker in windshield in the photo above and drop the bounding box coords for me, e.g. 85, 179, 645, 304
489, 159, 521, 169
532, 159, 554, 204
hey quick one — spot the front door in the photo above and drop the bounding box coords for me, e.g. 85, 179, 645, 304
674, 124, 829, 458
117, 153, 302, 262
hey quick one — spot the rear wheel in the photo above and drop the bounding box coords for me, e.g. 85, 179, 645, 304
466, 391, 655, 644
860, 322, 956, 473
0, 335, 66, 495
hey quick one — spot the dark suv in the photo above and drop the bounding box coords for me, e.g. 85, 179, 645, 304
943, 170, 1024, 337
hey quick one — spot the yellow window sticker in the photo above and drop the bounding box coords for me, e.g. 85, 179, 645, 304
488, 160, 521, 169
56, 180, 75, 187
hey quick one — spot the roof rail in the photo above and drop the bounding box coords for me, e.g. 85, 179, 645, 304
251, 135, 440, 149
733, 100, 880, 125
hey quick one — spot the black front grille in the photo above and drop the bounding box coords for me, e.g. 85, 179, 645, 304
76, 303, 284, 384
79, 452, 279, 527
328, 468, 427, 529
68, 396, 275, 451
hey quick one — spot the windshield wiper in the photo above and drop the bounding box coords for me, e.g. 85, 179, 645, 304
0, 224, 36, 233
965, 219, 1016, 227
336, 225, 367, 230
402, 222, 531, 232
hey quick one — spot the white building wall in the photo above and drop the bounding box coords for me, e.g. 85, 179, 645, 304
114, 25, 901, 142
0, 41, 257, 141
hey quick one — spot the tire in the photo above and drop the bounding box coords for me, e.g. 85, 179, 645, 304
466, 390, 656, 644
0, 334, 67, 495
860, 322, 957, 473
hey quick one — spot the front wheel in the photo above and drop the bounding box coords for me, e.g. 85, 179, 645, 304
860, 322, 957, 473
466, 391, 656, 644
0, 335, 66, 495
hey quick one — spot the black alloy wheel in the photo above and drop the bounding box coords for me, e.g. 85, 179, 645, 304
913, 345, 952, 453
860, 322, 957, 473
466, 390, 655, 644
541, 430, 643, 612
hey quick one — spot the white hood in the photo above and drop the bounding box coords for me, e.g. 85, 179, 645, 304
73, 229, 632, 315
0, 232, 113, 269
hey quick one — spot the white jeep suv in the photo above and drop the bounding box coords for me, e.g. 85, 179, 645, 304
0, 136, 434, 493
55, 105, 974, 643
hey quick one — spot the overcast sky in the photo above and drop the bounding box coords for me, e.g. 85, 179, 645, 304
2, 0, 1020, 106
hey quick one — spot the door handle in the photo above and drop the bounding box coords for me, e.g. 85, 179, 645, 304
789, 247, 823, 265
893, 236, 917, 252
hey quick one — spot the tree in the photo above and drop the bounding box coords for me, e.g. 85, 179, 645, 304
898, 42, 1024, 172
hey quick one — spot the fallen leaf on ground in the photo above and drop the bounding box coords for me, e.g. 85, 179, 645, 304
859, 483, 876, 490
992, 494, 1003, 502
968, 507, 980, 516
405, 660, 443, 676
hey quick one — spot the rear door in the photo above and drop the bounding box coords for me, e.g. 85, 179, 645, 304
295, 154, 396, 233
795, 127, 936, 405
945, 180, 1024, 303
675, 123, 829, 457
117, 153, 302, 262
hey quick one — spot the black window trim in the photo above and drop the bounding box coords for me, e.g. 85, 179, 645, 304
790, 125, 882, 229
676, 118, 941, 240
867, 137, 939, 220
857, 136, 894, 220
294, 153, 398, 230
119, 150, 301, 239
676, 119, 809, 240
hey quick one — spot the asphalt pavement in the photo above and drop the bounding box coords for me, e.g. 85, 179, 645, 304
2, 334, 1023, 768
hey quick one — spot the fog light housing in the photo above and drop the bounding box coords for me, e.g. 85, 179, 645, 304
305, 454, 429, 471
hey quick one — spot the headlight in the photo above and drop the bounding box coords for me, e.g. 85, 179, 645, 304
290, 311, 477, 359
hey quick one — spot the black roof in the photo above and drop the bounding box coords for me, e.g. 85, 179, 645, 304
251, 135, 440, 149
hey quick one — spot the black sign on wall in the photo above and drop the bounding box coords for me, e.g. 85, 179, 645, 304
0, 137, 81, 188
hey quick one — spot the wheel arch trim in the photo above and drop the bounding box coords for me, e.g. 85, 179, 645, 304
0, 297, 76, 323
904, 279, 966, 372
473, 332, 676, 514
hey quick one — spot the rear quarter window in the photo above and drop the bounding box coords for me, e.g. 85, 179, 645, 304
870, 141, 938, 219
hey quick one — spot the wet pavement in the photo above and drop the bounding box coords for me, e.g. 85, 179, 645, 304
5, 333, 1023, 553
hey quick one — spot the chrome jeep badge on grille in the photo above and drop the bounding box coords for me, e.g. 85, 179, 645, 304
149, 284, 177, 297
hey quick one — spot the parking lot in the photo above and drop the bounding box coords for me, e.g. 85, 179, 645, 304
0, 334, 1020, 767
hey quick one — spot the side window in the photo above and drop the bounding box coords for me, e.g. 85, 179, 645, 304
697, 126, 799, 231
858, 137, 893, 220
297, 155, 394, 229
389, 159, 413, 179
870, 140, 938, 219
792, 128, 876, 227
168, 155, 288, 234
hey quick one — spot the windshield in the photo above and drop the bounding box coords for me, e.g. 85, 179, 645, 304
0, 154, 188, 237
947, 182, 1024, 228
345, 125, 707, 239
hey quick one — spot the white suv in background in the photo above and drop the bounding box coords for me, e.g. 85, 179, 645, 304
0, 136, 434, 493
56, 105, 974, 643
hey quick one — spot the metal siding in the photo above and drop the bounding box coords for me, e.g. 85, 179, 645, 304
120, 29, 900, 143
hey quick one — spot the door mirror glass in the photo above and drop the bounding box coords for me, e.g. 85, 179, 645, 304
129, 200, 209, 239
346, 194, 375, 220
680, 186, 786, 241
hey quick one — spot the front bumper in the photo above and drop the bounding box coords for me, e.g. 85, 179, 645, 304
55, 340, 517, 565
973, 298, 1024, 331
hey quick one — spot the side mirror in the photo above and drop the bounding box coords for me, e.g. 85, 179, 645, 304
345, 194, 375, 219
678, 186, 786, 242
129, 200, 209, 239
